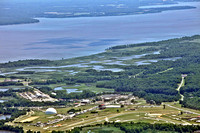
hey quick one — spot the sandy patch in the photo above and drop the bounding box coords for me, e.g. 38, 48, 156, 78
20, 116, 39, 123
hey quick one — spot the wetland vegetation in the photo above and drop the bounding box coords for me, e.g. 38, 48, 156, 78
1, 35, 200, 132
1, 35, 200, 106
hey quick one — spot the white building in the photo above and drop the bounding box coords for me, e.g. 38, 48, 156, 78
105, 105, 121, 108
45, 108, 57, 115
81, 99, 90, 105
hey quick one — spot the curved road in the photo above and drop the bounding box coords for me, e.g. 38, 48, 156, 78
177, 76, 185, 101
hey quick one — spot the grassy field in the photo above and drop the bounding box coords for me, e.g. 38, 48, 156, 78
65, 84, 115, 93
7, 100, 200, 133
49, 83, 114, 93
0, 78, 11, 82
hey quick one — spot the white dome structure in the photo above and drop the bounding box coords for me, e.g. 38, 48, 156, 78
45, 108, 57, 115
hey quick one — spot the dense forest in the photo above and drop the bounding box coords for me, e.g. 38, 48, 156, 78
0, 107, 26, 133
0, 59, 52, 68
65, 122, 200, 133
1, 35, 200, 107
180, 70, 200, 109
1, 35, 200, 106
94, 35, 200, 105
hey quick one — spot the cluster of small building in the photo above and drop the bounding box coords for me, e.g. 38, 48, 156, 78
29, 94, 136, 127
99, 104, 121, 109
71, 94, 135, 108
189, 116, 200, 123
100, 94, 130, 102
99, 94, 134, 105
33, 105, 98, 127
71, 94, 135, 109
3, 78, 19, 82
19, 89, 58, 102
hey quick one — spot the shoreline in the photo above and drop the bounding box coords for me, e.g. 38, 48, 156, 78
0, 2, 199, 63
0, 5, 195, 26
0, 35, 199, 64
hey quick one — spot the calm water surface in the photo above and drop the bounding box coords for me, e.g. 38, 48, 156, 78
0, 2, 200, 62
0, 131, 15, 133
0, 99, 7, 103
54, 87, 82, 93
0, 115, 11, 120
0, 88, 8, 92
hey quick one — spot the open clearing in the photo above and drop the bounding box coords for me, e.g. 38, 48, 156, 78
20, 116, 39, 123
